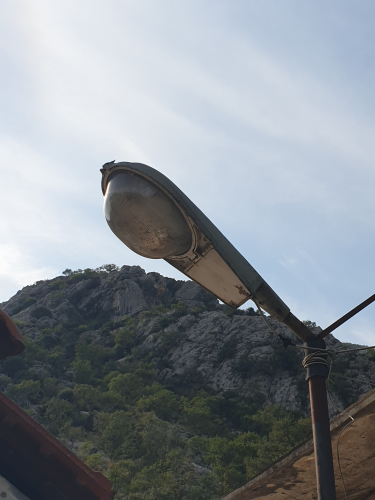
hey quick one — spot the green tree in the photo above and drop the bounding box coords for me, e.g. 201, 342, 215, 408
97, 264, 120, 273
182, 394, 223, 435
245, 409, 311, 479
75, 343, 114, 371
46, 349, 66, 377
59, 423, 85, 451
58, 387, 74, 402
0, 375, 11, 391
109, 373, 144, 403
137, 388, 179, 421
7, 380, 41, 407
94, 411, 110, 435
72, 359, 93, 384
114, 318, 136, 354
128, 466, 182, 500
43, 377, 60, 398
101, 410, 138, 458
185, 473, 220, 500
133, 363, 158, 384
203, 432, 261, 492
101, 391, 126, 412
44, 398, 74, 433
86, 453, 108, 472
248, 404, 291, 435
139, 413, 173, 463
108, 459, 135, 492
73, 384, 102, 411
78, 440, 94, 460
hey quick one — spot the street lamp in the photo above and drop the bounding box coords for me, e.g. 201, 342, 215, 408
101, 160, 335, 498
101, 161, 317, 340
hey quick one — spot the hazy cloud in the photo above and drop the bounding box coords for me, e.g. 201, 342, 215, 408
1, 0, 374, 343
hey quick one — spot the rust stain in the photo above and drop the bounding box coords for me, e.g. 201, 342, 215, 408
235, 285, 251, 297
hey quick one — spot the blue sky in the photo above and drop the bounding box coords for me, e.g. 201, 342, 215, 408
1, 0, 374, 344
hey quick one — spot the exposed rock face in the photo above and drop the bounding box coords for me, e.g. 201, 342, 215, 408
1, 265, 374, 416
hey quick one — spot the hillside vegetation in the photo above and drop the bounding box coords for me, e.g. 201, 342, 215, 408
1, 265, 374, 499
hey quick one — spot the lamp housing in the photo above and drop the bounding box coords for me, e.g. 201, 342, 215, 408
101, 161, 315, 342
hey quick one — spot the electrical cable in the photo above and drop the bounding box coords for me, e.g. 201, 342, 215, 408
335, 417, 354, 500
326, 359, 354, 500
301, 349, 331, 370
254, 302, 298, 349
326, 366, 375, 499
329, 372, 375, 387
255, 299, 375, 358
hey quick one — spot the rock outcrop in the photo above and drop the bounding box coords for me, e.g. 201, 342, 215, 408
1, 265, 374, 416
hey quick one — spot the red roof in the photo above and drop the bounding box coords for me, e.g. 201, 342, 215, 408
0, 309, 25, 360
0, 392, 114, 500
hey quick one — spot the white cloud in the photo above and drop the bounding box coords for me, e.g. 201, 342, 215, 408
0, 0, 374, 343
346, 321, 375, 347
0, 243, 58, 301
0, 135, 73, 243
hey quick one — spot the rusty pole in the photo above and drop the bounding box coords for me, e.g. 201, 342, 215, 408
304, 338, 336, 500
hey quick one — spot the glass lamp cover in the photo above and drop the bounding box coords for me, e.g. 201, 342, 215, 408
104, 171, 192, 258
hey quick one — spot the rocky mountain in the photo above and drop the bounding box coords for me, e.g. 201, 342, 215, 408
3, 264, 373, 413
0, 265, 374, 499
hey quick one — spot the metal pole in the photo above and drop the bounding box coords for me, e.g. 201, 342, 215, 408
318, 293, 375, 338
304, 339, 336, 500
309, 376, 336, 500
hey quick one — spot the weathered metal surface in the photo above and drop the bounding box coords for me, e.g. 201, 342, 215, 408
304, 338, 336, 499
170, 247, 252, 308
282, 311, 317, 342
309, 376, 336, 500
100, 162, 318, 338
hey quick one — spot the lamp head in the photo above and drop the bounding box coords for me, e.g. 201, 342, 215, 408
101, 161, 290, 320
101, 161, 317, 342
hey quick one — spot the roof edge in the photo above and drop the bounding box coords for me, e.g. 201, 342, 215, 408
221, 387, 375, 500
